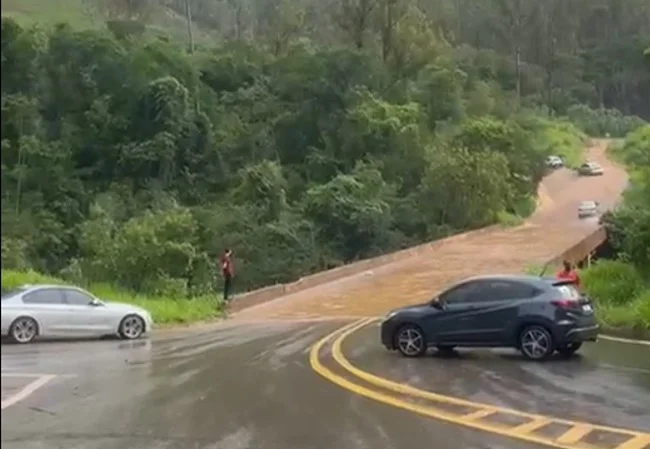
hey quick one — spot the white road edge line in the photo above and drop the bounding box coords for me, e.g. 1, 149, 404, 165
1, 374, 56, 410
600, 335, 650, 346
1, 373, 53, 378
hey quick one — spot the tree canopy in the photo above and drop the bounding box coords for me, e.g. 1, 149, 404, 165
1, 0, 648, 297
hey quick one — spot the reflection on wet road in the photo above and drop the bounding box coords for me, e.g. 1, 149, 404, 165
341, 322, 650, 433
2, 321, 650, 449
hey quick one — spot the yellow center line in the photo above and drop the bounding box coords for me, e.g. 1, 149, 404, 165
511, 418, 553, 435
462, 409, 497, 421
310, 324, 580, 449
556, 425, 592, 444
312, 319, 650, 449
615, 434, 650, 449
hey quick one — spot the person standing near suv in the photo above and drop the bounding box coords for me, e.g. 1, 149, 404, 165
556, 260, 581, 288
220, 249, 234, 302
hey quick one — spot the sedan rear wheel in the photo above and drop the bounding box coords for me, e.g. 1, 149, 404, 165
519, 325, 554, 361
10, 317, 38, 344
119, 314, 145, 340
395, 325, 427, 358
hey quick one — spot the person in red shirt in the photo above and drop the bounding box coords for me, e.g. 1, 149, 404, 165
220, 248, 234, 302
556, 260, 581, 288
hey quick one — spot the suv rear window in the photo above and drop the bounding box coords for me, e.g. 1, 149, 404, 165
556, 285, 580, 299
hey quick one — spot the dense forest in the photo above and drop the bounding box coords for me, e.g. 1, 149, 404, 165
585, 124, 650, 330
1, 0, 649, 299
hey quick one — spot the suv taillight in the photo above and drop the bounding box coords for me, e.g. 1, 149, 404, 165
551, 299, 581, 310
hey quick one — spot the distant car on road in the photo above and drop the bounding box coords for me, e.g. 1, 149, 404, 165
545, 155, 564, 169
1, 284, 153, 344
577, 161, 604, 176
380, 275, 598, 361
578, 200, 600, 219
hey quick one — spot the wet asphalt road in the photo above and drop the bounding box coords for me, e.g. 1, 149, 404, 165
2, 321, 649, 449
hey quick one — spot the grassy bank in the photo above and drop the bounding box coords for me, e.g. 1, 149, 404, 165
580, 261, 650, 336
524, 261, 650, 337
1, 270, 224, 325
537, 118, 587, 168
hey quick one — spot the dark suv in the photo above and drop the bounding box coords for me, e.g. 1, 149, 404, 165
380, 274, 598, 361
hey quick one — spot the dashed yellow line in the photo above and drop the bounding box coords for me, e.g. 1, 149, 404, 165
311, 318, 650, 449
511, 418, 553, 435
616, 435, 650, 449
557, 425, 593, 444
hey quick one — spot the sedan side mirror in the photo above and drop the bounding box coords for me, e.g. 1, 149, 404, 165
89, 298, 102, 307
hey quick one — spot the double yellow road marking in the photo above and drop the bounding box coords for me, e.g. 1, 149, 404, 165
310, 318, 650, 449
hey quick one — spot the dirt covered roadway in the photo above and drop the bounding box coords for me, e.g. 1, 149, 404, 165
233, 139, 628, 321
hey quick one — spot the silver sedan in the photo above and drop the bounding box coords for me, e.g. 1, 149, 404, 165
1, 284, 153, 343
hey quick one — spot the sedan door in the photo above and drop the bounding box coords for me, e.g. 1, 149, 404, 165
62, 288, 116, 336
20, 289, 70, 336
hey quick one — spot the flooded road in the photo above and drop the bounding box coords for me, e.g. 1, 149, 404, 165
340, 322, 650, 433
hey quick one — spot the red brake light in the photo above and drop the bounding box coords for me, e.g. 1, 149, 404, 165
551, 299, 580, 310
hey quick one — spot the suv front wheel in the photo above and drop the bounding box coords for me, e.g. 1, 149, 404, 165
394, 324, 427, 358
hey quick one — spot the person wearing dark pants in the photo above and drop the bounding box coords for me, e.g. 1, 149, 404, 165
220, 248, 234, 302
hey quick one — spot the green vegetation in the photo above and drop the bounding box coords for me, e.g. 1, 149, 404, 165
1, 0, 648, 323
583, 124, 650, 335
566, 105, 646, 139
0, 0, 217, 44
1, 269, 223, 324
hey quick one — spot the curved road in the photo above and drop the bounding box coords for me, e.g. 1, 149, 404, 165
2, 141, 648, 449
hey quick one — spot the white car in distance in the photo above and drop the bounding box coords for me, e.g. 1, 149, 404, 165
1, 284, 153, 344
546, 155, 564, 169
578, 200, 600, 219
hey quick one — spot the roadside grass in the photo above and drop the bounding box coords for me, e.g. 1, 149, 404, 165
540, 119, 587, 168
580, 260, 650, 332
523, 260, 650, 333
1, 0, 91, 28
1, 0, 218, 44
1, 269, 224, 325
496, 210, 523, 227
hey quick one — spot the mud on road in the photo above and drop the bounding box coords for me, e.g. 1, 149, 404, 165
233, 140, 628, 321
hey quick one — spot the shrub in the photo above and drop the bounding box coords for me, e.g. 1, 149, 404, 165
633, 290, 650, 329
566, 105, 646, 137
580, 260, 645, 306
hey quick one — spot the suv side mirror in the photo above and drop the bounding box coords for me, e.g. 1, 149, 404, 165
431, 298, 446, 310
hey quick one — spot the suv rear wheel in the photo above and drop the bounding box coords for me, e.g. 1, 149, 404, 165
519, 325, 554, 361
